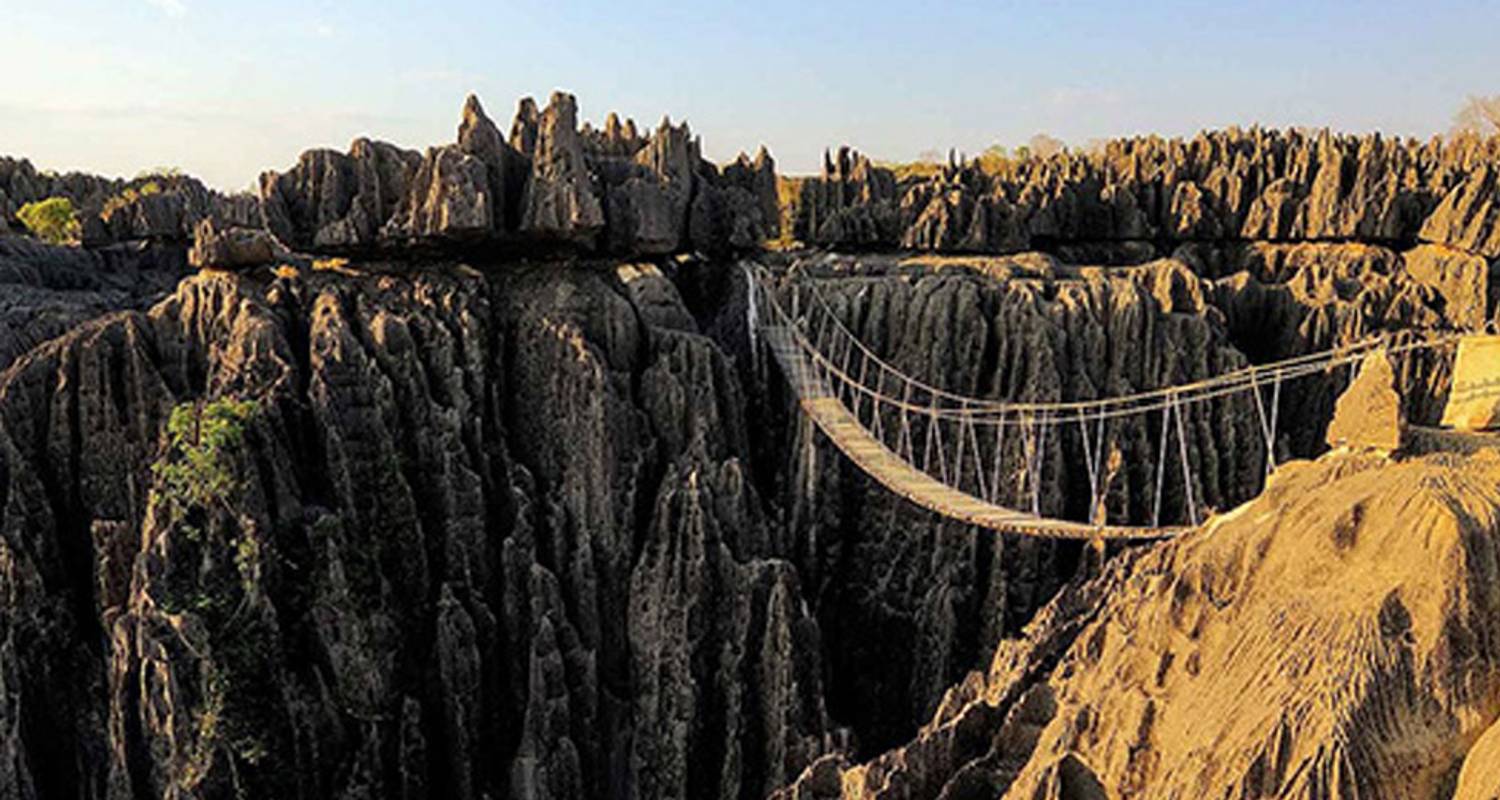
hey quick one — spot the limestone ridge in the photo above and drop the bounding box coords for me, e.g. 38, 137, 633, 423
0, 265, 842, 799
793, 132, 1500, 259
0, 157, 259, 245
259, 92, 781, 256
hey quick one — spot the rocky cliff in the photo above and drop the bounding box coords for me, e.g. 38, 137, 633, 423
2, 112, 1499, 800
0, 158, 257, 246
773, 434, 1500, 799
792, 132, 1500, 261
0, 258, 843, 800
259, 93, 779, 258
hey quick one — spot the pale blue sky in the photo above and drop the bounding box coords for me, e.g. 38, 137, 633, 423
5, 0, 1497, 190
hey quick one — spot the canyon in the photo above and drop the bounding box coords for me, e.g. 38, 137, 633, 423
1, 92, 1499, 799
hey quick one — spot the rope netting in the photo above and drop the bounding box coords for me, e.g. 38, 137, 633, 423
747, 262, 1480, 537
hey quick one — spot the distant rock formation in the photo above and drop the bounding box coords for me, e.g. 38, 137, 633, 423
259, 92, 779, 257
793, 131, 1500, 261
0, 157, 258, 246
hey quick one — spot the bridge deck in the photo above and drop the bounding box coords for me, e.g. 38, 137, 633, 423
799, 395, 1184, 539
763, 324, 1186, 539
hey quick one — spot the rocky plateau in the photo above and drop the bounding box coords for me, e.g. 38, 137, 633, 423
1, 93, 1499, 799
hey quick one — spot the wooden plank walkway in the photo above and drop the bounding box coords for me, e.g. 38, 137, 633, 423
764, 325, 1186, 540
799, 395, 1184, 540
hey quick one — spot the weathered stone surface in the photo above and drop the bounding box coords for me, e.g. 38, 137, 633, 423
518, 92, 606, 245
254, 92, 774, 257
1, 157, 258, 246
188, 217, 285, 269
259, 137, 424, 250
1326, 350, 1406, 452
0, 236, 189, 372
0, 259, 840, 800
776, 444, 1500, 798
1402, 243, 1497, 330
381, 144, 496, 242
1455, 717, 1500, 799
1421, 162, 1500, 258
795, 130, 1500, 261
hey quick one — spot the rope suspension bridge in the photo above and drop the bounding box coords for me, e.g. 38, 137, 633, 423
745, 262, 1478, 540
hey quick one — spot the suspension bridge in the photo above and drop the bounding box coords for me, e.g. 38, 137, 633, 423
746, 262, 1480, 540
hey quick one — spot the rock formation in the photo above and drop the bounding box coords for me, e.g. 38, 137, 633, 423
258, 92, 779, 257
774, 440, 1500, 798
1325, 350, 1406, 453
1, 157, 258, 247
188, 218, 287, 269
793, 130, 1500, 264
3, 105, 1500, 800
0, 260, 842, 800
1443, 334, 1500, 430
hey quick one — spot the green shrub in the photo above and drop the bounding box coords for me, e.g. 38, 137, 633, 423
152, 398, 260, 537
102, 181, 165, 219
16, 196, 81, 244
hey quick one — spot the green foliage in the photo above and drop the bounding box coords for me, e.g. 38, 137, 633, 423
102, 181, 164, 218
151, 398, 259, 542
149, 397, 284, 791
16, 196, 81, 244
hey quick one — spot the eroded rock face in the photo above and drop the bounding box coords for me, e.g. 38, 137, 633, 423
188, 217, 287, 269
259, 138, 425, 249
1325, 350, 1406, 453
0, 236, 190, 372
754, 253, 1269, 754
775, 443, 1500, 799
0, 260, 840, 800
256, 92, 777, 257
1, 157, 259, 247
794, 131, 1500, 262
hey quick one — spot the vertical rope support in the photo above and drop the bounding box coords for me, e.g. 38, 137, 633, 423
1030, 411, 1049, 516
1153, 398, 1172, 529
989, 411, 1006, 504
921, 395, 939, 476
899, 381, 915, 463
1078, 409, 1099, 524
932, 400, 951, 486
1174, 393, 1199, 526
1269, 370, 1282, 472
952, 403, 970, 490
967, 410, 988, 501
853, 347, 871, 422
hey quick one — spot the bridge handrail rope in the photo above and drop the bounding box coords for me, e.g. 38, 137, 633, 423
746, 261, 1481, 538
756, 263, 1471, 423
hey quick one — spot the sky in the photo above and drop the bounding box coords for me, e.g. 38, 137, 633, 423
4, 0, 1498, 190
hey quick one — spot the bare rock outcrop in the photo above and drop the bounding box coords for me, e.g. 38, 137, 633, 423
188, 217, 287, 269
259, 137, 424, 249
794, 130, 1500, 263
255, 92, 777, 258
0, 257, 841, 800
1, 157, 259, 246
518, 92, 606, 245
1325, 350, 1406, 453
775, 441, 1500, 798
0, 236, 189, 372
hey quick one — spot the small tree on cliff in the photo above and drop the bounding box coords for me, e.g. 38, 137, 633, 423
1452, 95, 1500, 137
16, 196, 81, 244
